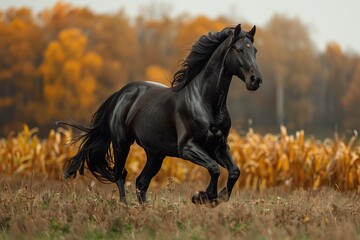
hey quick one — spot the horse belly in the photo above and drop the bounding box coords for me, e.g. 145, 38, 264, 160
134, 119, 179, 156
130, 93, 179, 157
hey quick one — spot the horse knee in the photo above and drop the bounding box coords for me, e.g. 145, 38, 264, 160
180, 143, 220, 177
229, 166, 240, 180
208, 163, 220, 177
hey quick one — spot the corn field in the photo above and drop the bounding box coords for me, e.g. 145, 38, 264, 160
0, 125, 359, 192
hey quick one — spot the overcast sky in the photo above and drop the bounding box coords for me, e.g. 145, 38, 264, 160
1, 0, 360, 53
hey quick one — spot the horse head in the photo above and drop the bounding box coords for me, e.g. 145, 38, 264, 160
225, 24, 262, 91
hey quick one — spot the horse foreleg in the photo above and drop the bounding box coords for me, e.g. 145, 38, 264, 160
180, 140, 220, 206
214, 144, 240, 203
136, 152, 165, 203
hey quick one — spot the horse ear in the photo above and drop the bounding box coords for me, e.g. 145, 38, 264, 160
249, 25, 256, 37
234, 24, 241, 36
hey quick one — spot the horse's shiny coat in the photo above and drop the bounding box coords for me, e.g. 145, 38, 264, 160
63, 24, 262, 206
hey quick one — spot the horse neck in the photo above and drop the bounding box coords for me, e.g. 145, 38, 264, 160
187, 39, 232, 113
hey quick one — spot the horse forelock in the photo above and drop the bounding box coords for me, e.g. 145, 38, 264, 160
239, 31, 254, 43
230, 30, 254, 45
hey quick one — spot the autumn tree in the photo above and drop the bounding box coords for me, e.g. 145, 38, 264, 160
259, 15, 319, 129
1, 3, 360, 136
342, 63, 360, 129
0, 8, 45, 134
135, 15, 177, 77
174, 16, 229, 67
317, 42, 358, 131
145, 65, 171, 86
91, 11, 139, 98
40, 28, 102, 125
38, 2, 74, 40
39, 3, 139, 99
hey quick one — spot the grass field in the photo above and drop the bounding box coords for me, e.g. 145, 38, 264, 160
1, 126, 360, 239
1, 176, 360, 240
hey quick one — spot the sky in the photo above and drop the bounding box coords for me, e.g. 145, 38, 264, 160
1, 0, 360, 54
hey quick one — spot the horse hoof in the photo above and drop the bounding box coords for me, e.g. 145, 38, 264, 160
191, 192, 200, 204
191, 191, 209, 205
208, 199, 219, 208
218, 189, 229, 202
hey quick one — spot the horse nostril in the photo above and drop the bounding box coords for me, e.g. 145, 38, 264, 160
250, 75, 256, 83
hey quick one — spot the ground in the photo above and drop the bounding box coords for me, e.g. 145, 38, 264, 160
1, 176, 360, 240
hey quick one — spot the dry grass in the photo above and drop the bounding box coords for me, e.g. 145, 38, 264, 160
1, 126, 360, 239
1, 176, 360, 240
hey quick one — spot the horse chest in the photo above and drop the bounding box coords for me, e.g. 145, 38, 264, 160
204, 125, 226, 145
194, 109, 230, 146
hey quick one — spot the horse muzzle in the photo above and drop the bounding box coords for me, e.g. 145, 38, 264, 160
246, 75, 262, 91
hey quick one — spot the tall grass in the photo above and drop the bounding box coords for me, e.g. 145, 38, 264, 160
0, 125, 359, 191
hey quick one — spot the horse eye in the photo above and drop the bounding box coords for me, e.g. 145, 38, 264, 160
233, 46, 244, 53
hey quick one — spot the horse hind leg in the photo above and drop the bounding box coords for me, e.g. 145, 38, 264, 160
136, 151, 165, 203
113, 144, 131, 203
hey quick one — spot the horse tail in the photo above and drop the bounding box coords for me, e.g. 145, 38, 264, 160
60, 91, 119, 183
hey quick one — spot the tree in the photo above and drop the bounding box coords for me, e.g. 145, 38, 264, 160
0, 8, 45, 134
135, 15, 177, 75
342, 63, 360, 129
39, 28, 102, 125
174, 16, 229, 67
38, 2, 74, 40
261, 15, 319, 129
318, 42, 359, 132
91, 11, 139, 96
39, 3, 139, 99
145, 65, 171, 86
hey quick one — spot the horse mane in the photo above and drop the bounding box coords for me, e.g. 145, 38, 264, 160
171, 27, 234, 91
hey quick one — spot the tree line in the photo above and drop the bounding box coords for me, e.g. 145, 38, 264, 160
0, 2, 359, 136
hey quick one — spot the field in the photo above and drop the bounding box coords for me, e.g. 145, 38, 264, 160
1, 176, 360, 240
1, 126, 360, 239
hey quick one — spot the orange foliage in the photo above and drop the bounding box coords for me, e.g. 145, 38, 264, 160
0, 3, 360, 135
40, 28, 102, 122
145, 65, 171, 86
175, 16, 229, 60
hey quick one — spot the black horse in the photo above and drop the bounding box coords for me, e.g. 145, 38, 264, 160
62, 24, 262, 207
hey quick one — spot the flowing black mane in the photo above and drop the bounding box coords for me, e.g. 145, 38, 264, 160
171, 27, 234, 91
